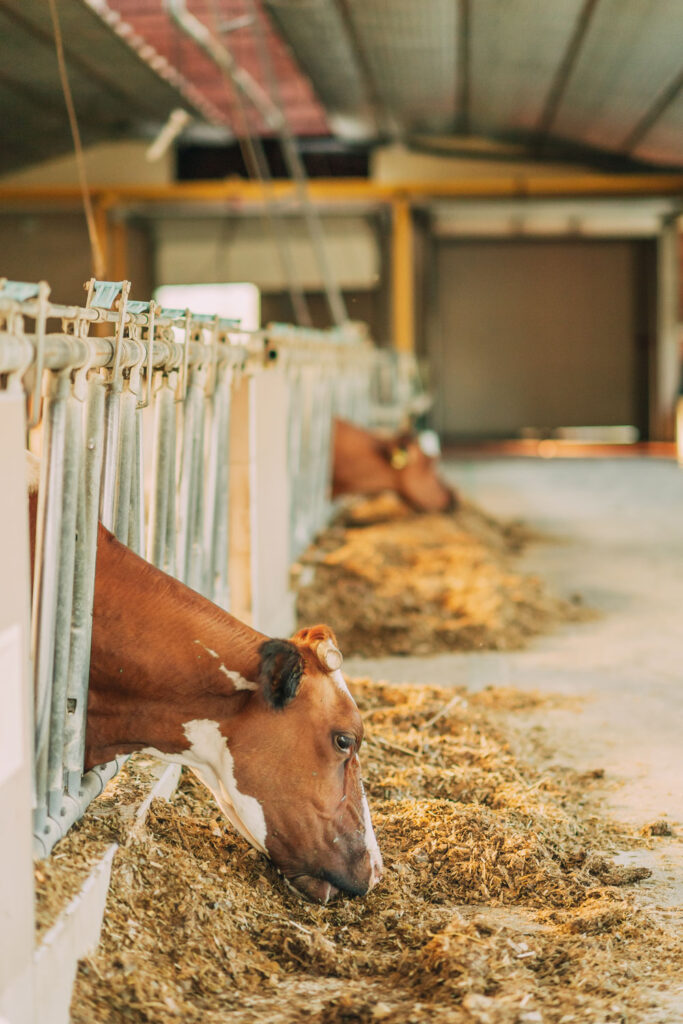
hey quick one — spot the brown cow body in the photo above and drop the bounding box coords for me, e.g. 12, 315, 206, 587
332, 418, 455, 512
28, 477, 382, 903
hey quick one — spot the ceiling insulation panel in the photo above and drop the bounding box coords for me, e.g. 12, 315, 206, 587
469, 0, 585, 137
551, 0, 683, 153
264, 0, 370, 132
345, 0, 458, 132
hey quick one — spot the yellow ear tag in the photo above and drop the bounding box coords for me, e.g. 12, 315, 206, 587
390, 448, 410, 470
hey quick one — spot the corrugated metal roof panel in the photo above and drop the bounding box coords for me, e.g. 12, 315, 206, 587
345, 0, 458, 132
634, 90, 683, 166
551, 0, 683, 152
0, 0, 228, 175
469, 0, 585, 137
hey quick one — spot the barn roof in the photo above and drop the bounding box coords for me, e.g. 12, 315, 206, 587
2, 0, 682, 174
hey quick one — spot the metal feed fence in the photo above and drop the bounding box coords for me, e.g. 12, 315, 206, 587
267, 322, 375, 561
0, 277, 373, 858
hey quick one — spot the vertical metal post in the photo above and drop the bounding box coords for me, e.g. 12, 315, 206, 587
65, 374, 105, 795
147, 376, 177, 573
392, 198, 416, 354
99, 375, 122, 532
46, 383, 83, 818
203, 360, 233, 605
129, 404, 145, 557
177, 364, 207, 586
113, 382, 137, 545
32, 371, 70, 836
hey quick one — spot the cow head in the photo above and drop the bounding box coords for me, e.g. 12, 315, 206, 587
186, 625, 383, 904
378, 431, 456, 513
332, 418, 456, 514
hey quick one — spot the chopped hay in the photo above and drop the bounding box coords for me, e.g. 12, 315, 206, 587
295, 498, 592, 657
34, 757, 169, 940
65, 680, 681, 1024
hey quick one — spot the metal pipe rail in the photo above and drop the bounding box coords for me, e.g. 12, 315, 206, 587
0, 278, 255, 855
0, 276, 376, 858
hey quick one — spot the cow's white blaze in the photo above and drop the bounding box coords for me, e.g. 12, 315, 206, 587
330, 667, 352, 699
330, 666, 382, 886
359, 774, 383, 885
144, 719, 267, 855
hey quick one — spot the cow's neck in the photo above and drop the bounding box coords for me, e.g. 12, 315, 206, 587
85, 525, 266, 769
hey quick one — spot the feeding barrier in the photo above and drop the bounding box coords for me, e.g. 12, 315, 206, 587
0, 276, 373, 858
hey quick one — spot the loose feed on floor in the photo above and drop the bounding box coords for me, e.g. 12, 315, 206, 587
33, 759, 167, 940
64, 679, 681, 1024
295, 496, 592, 657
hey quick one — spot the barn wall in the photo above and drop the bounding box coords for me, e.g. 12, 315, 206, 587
0, 397, 35, 1024
152, 215, 380, 292
0, 213, 93, 305
430, 238, 656, 440
260, 287, 389, 340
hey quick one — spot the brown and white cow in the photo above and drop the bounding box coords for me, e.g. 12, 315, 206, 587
27, 469, 382, 903
332, 418, 456, 513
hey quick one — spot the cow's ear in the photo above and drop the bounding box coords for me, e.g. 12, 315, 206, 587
258, 639, 304, 710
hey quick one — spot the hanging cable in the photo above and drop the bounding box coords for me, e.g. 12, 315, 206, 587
166, 0, 348, 327
242, 0, 349, 328
207, 0, 311, 326
47, 0, 105, 280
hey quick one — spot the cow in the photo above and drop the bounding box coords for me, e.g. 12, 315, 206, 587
27, 465, 382, 904
332, 418, 456, 513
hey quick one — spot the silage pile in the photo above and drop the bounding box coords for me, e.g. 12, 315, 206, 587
296, 497, 591, 657
67, 680, 680, 1024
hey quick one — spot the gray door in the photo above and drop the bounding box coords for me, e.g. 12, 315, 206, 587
431, 239, 645, 440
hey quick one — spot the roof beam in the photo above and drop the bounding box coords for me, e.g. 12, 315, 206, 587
454, 0, 470, 134
535, 0, 601, 148
1, 175, 682, 207
621, 66, 683, 155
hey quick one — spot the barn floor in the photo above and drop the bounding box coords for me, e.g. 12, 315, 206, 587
345, 457, 683, 929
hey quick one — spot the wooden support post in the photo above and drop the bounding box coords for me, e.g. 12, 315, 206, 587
392, 198, 415, 353
93, 195, 111, 281
228, 367, 295, 636
652, 221, 681, 440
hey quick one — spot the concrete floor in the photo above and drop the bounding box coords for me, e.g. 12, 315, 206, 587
346, 455, 683, 837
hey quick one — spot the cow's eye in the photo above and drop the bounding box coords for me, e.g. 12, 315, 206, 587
334, 733, 355, 755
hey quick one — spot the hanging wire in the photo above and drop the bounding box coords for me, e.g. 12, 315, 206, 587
241, 0, 348, 327
207, 0, 312, 326
166, 0, 347, 327
46, 0, 105, 280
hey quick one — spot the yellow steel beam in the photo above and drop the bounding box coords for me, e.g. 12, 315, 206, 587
1, 174, 683, 207
392, 198, 415, 354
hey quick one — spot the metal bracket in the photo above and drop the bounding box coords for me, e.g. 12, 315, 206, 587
127, 299, 158, 409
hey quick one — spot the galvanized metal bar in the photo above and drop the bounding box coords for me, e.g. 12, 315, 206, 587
147, 375, 176, 572
64, 373, 106, 796
99, 375, 123, 533
202, 361, 233, 605
130, 405, 145, 557
32, 371, 70, 838
46, 384, 83, 819
113, 382, 137, 544
177, 364, 207, 585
